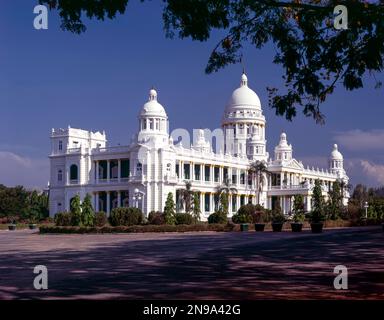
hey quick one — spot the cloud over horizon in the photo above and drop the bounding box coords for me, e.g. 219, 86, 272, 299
334, 129, 384, 151
0, 151, 49, 189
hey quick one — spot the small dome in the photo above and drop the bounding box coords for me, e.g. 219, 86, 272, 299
140, 88, 167, 118
331, 144, 343, 160
226, 73, 261, 110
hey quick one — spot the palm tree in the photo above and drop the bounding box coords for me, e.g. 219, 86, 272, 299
216, 177, 237, 215
249, 160, 269, 205
178, 181, 194, 214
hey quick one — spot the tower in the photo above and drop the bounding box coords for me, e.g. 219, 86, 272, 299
274, 132, 293, 162
222, 72, 267, 161
137, 88, 169, 146
329, 144, 346, 177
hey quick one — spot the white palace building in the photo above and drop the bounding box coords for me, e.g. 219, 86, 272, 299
48, 73, 349, 219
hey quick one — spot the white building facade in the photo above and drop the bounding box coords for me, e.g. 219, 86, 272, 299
49, 74, 349, 219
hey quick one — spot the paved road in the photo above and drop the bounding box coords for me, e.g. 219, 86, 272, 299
0, 227, 383, 299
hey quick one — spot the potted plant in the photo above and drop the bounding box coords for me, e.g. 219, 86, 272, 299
27, 210, 39, 229
309, 180, 326, 233
8, 217, 16, 231
271, 201, 285, 232
233, 204, 254, 232
291, 194, 305, 232
252, 208, 270, 232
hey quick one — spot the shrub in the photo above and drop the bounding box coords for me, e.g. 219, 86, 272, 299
251, 210, 271, 223
232, 203, 259, 224
208, 211, 227, 224
81, 193, 95, 226
164, 192, 176, 225
148, 211, 165, 225
70, 195, 82, 226
271, 202, 285, 223
94, 211, 107, 227
109, 207, 143, 226
175, 213, 194, 225
39, 223, 236, 234
54, 212, 73, 226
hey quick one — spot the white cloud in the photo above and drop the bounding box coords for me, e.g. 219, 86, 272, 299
0, 151, 49, 189
334, 129, 384, 151
360, 160, 384, 185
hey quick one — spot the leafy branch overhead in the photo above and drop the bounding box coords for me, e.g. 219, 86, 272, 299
40, 0, 384, 123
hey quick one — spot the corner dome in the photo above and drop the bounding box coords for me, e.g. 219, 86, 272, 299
226, 73, 261, 110
331, 144, 343, 160
140, 88, 167, 118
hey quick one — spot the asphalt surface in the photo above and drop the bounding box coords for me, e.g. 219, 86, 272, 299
0, 226, 383, 299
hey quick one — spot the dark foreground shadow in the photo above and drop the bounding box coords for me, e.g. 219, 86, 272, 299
0, 227, 383, 299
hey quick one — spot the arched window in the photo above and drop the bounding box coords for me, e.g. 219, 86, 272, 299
58, 170, 63, 182
58, 140, 63, 151
70, 164, 78, 181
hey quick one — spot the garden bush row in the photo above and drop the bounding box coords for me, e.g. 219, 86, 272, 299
40, 223, 235, 234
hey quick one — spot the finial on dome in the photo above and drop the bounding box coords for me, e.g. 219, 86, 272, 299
149, 88, 157, 100
149, 87, 157, 101
333, 144, 338, 150
241, 73, 248, 87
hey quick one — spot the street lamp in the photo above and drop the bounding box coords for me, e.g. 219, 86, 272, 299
364, 201, 369, 219
133, 188, 142, 209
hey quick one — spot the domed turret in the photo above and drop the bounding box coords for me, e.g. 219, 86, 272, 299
140, 88, 167, 118
138, 88, 169, 144
329, 144, 345, 175
274, 132, 293, 161
222, 72, 267, 160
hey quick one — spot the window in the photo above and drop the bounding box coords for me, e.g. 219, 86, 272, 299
136, 162, 142, 174
194, 164, 200, 180
204, 193, 210, 212
232, 195, 237, 212
58, 140, 63, 151
166, 163, 171, 172
214, 167, 219, 182
205, 166, 210, 181
58, 170, 63, 182
70, 164, 78, 181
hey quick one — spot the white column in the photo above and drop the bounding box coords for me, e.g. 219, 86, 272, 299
280, 172, 284, 188
200, 164, 203, 183
200, 192, 204, 214
210, 165, 214, 184
219, 166, 223, 183
117, 191, 121, 208
106, 191, 111, 215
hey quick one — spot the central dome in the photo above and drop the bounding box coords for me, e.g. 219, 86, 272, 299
226, 73, 261, 110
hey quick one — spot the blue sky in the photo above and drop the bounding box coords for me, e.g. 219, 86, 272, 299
1, 0, 384, 189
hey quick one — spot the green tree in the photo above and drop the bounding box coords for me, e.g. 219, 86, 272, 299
216, 177, 237, 216
81, 193, 95, 226
164, 192, 176, 225
327, 180, 343, 220
292, 194, 305, 223
42, 0, 384, 123
249, 160, 269, 205
179, 181, 194, 214
70, 194, 82, 226
310, 179, 325, 223
192, 192, 201, 223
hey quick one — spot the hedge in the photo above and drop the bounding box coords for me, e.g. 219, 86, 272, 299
39, 223, 235, 234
